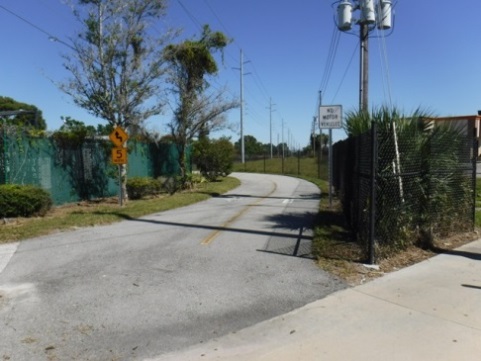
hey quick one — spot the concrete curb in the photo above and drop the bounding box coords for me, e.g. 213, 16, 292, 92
0, 242, 18, 274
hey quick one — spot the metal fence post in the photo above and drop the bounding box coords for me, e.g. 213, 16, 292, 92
298, 150, 301, 175
473, 127, 478, 230
329, 129, 333, 208
1, 125, 5, 184
368, 121, 378, 264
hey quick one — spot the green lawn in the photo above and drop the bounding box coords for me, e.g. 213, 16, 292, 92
233, 155, 329, 180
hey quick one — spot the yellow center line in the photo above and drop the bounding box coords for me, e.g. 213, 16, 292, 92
201, 181, 278, 246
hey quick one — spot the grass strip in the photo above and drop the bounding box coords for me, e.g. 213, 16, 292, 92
0, 176, 240, 244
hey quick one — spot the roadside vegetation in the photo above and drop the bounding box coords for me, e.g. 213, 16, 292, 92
0, 0, 476, 286
0, 176, 240, 245
1, 151, 479, 285
235, 148, 480, 285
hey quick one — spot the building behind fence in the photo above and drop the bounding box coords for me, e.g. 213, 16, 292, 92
0, 135, 183, 205
333, 118, 476, 262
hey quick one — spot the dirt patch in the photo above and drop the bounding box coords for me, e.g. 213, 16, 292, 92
317, 231, 479, 286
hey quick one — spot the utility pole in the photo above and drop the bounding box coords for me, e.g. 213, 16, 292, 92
239, 49, 245, 163
235, 49, 250, 163
281, 119, 285, 159
288, 129, 290, 157
318, 91, 323, 161
360, 22, 369, 112
312, 116, 316, 155
336, 0, 393, 112
277, 133, 279, 157
318, 91, 322, 179
268, 98, 276, 159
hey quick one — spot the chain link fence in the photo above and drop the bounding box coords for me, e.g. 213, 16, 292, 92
0, 134, 183, 205
333, 119, 476, 262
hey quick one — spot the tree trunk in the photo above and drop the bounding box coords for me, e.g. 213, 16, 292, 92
178, 143, 186, 182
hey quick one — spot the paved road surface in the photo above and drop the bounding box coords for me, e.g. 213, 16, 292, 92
0, 173, 346, 361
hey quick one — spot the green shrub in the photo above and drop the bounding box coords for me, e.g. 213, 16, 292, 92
193, 137, 234, 181
159, 174, 207, 194
126, 177, 163, 200
0, 184, 52, 217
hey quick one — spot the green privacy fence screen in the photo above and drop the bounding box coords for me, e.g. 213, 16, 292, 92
0, 134, 186, 205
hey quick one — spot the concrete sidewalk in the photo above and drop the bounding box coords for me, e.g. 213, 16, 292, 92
152, 239, 481, 361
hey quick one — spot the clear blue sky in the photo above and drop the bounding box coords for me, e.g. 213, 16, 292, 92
1, 0, 480, 147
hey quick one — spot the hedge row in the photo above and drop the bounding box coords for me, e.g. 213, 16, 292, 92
0, 184, 52, 218
126, 177, 163, 200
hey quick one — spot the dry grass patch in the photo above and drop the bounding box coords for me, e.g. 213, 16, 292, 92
313, 198, 479, 286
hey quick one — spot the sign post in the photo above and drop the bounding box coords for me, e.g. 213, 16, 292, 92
109, 126, 129, 206
319, 105, 343, 208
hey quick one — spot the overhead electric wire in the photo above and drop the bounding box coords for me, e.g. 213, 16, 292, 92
201, 0, 276, 133
176, 0, 203, 30
174, 0, 288, 141
246, 61, 271, 104
176, 0, 247, 107
330, 40, 359, 104
375, 28, 390, 107
0, 4, 74, 50
203, 0, 272, 106
319, 0, 398, 109
318, 24, 341, 95
203, 0, 234, 47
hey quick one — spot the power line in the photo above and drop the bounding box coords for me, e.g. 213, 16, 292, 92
201, 1, 274, 114
171, 0, 278, 143
176, 0, 203, 31
203, 0, 236, 48
0, 4, 74, 50
319, 24, 341, 94
330, 41, 359, 104
245, 59, 271, 103
375, 11, 393, 108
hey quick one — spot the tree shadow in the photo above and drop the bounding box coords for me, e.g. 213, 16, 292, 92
309, 205, 365, 263
430, 247, 481, 261
209, 193, 321, 201
258, 211, 318, 260
263, 211, 317, 231
461, 284, 481, 290
92, 211, 314, 241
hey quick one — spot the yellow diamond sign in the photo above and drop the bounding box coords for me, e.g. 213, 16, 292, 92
109, 127, 129, 147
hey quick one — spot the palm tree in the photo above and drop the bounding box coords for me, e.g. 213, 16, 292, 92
342, 106, 474, 258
